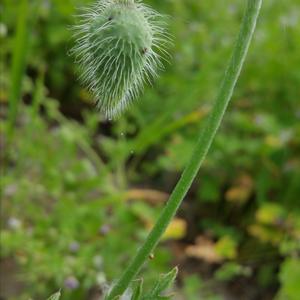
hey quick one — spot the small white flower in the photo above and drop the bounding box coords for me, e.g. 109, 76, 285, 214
0, 23, 7, 38
7, 217, 22, 230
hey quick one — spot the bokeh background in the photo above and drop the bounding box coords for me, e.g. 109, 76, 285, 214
1, 0, 300, 299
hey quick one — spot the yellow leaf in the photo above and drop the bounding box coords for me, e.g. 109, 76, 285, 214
265, 135, 282, 148
248, 224, 282, 245
146, 218, 187, 241
162, 218, 187, 241
256, 203, 285, 225
215, 236, 237, 260
225, 187, 251, 204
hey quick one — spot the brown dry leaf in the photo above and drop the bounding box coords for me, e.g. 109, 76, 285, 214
125, 189, 169, 205
225, 174, 253, 204
185, 236, 222, 263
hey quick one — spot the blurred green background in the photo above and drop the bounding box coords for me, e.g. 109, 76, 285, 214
1, 0, 300, 299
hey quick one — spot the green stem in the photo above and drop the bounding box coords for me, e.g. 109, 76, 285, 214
107, 0, 262, 298
7, 0, 30, 139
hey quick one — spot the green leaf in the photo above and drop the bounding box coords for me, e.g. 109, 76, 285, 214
131, 280, 143, 300
277, 258, 300, 300
214, 262, 251, 282
142, 267, 178, 300
7, 0, 30, 139
47, 291, 61, 300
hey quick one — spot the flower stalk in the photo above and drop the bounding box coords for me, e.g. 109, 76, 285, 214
106, 0, 263, 298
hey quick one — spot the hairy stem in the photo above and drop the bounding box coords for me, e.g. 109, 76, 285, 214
107, 0, 262, 298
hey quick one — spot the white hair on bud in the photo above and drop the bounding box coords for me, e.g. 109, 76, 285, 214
71, 0, 171, 118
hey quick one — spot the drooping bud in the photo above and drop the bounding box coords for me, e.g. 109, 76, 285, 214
72, 0, 171, 118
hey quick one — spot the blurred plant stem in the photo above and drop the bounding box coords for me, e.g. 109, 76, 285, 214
30, 68, 46, 120
7, 0, 30, 141
106, 0, 263, 298
46, 104, 115, 190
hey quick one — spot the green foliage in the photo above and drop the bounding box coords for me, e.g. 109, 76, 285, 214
277, 258, 300, 300
1, 101, 170, 299
106, 267, 177, 300
1, 0, 300, 299
47, 291, 61, 300
131, 280, 143, 300
141, 267, 177, 300
6, 0, 30, 138
182, 275, 222, 300
214, 262, 251, 282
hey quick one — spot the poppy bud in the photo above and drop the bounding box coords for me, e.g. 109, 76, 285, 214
72, 0, 171, 118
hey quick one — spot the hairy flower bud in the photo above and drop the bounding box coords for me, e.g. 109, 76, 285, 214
72, 0, 171, 118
